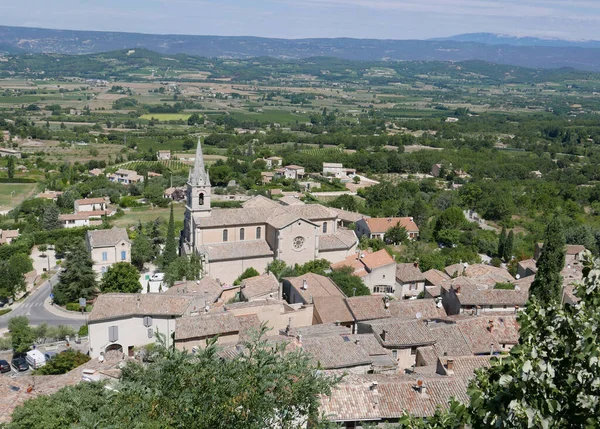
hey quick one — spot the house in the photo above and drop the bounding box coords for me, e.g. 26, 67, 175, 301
331, 249, 396, 294
431, 163, 443, 177
356, 217, 419, 241
174, 312, 241, 350
75, 197, 108, 214
36, 190, 63, 201
163, 277, 230, 305
223, 298, 314, 333
422, 269, 451, 298
108, 169, 144, 185
0, 229, 19, 245
261, 171, 274, 184
312, 296, 354, 326
264, 156, 283, 169
163, 187, 186, 201
277, 195, 304, 206
283, 165, 305, 180
240, 273, 280, 301
157, 150, 171, 160
395, 263, 427, 299
322, 163, 356, 179
88, 168, 104, 177
1, 130, 10, 142
59, 212, 105, 228
328, 207, 369, 228
517, 259, 537, 279
88, 293, 201, 358
86, 227, 132, 276
284, 272, 345, 305
180, 140, 358, 284
358, 319, 436, 370
0, 148, 21, 158
440, 276, 532, 315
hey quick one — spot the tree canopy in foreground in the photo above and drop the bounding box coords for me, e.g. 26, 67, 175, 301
8, 327, 338, 429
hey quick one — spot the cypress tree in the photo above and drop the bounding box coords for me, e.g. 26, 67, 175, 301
163, 203, 178, 269
53, 240, 97, 305
42, 204, 62, 230
530, 217, 565, 303
504, 230, 514, 261
498, 226, 507, 259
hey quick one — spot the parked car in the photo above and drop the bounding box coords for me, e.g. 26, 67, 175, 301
0, 360, 11, 373
11, 357, 29, 372
44, 351, 57, 361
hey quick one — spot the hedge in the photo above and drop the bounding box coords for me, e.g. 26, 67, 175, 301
0, 178, 36, 183
0, 309, 11, 316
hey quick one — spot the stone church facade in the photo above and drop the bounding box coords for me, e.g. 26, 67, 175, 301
181, 140, 359, 284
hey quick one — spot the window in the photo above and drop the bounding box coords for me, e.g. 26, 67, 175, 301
410, 347, 417, 355
121, 250, 127, 261
240, 228, 245, 241
409, 282, 417, 291
256, 227, 261, 239
101, 266, 107, 274
102, 251, 108, 261
392, 350, 398, 359
108, 326, 119, 342
322, 222, 327, 233
374, 286, 394, 294
223, 229, 228, 242
198, 193, 204, 205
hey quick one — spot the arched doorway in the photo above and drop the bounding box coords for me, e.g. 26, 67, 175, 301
105, 343, 123, 354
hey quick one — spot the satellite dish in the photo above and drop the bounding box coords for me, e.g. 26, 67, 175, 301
516, 274, 521, 280
436, 301, 443, 308
415, 312, 423, 319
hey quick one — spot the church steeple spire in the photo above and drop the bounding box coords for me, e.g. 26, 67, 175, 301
189, 138, 210, 186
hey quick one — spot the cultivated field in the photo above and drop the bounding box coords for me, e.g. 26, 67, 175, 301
0, 183, 38, 212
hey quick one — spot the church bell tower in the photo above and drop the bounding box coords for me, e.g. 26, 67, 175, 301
183, 138, 211, 251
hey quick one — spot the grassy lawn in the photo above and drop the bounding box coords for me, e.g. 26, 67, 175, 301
139, 113, 193, 121
111, 204, 186, 227
0, 183, 38, 211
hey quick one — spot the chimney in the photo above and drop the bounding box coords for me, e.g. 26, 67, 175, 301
446, 359, 455, 373
285, 317, 292, 335
297, 334, 302, 345
416, 379, 427, 396
490, 343, 494, 355
488, 320, 494, 332
381, 330, 387, 341
370, 381, 378, 391
413, 261, 418, 268
514, 305, 519, 314
355, 339, 360, 345
475, 305, 481, 316
302, 279, 308, 290
335, 320, 340, 326
455, 286, 461, 294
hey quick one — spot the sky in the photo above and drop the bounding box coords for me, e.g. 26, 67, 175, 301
1, 0, 599, 41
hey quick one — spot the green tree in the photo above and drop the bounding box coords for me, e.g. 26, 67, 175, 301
385, 222, 408, 245
328, 267, 370, 297
42, 204, 62, 230
497, 226, 507, 259
9, 328, 337, 429
469, 254, 600, 428
53, 240, 97, 305
35, 350, 90, 375
7, 155, 15, 179
131, 230, 154, 270
529, 217, 565, 303
187, 113, 203, 126
8, 316, 34, 354
164, 254, 203, 287
162, 204, 178, 269
100, 262, 141, 293
503, 230, 514, 261
0, 253, 32, 299
233, 267, 261, 286
266, 259, 292, 281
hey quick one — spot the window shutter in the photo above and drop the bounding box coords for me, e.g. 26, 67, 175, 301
108, 326, 119, 342
143, 316, 153, 327
147, 328, 153, 339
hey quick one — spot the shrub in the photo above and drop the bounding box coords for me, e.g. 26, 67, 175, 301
65, 303, 81, 312
78, 325, 88, 336
0, 309, 11, 316
490, 257, 502, 267
34, 350, 90, 375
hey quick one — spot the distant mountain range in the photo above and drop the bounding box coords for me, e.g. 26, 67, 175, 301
2, 26, 600, 71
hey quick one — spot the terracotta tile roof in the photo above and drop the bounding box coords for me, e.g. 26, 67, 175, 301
455, 315, 520, 354
517, 258, 537, 274
423, 269, 451, 286
240, 273, 279, 300
387, 299, 447, 321
285, 165, 304, 170
198, 240, 274, 262
566, 244, 586, 255
445, 263, 465, 277
278, 195, 305, 206
364, 217, 419, 233
86, 227, 130, 248
285, 272, 345, 303
284, 323, 351, 339
346, 296, 391, 321
236, 314, 263, 342
60, 210, 112, 221
241, 195, 281, 209
89, 293, 193, 322
427, 322, 473, 357
331, 249, 395, 275
0, 229, 19, 240
396, 263, 426, 283
364, 319, 436, 347
443, 276, 531, 308
463, 264, 514, 283
328, 207, 370, 223
75, 197, 107, 205
175, 312, 240, 340
224, 298, 283, 310
416, 345, 439, 366
437, 355, 493, 378
301, 334, 395, 370
318, 229, 357, 251
164, 277, 225, 304
313, 296, 354, 324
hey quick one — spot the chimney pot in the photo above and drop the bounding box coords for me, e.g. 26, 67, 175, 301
446, 359, 455, 372
381, 330, 387, 341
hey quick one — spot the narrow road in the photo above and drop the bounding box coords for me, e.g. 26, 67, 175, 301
0, 273, 86, 330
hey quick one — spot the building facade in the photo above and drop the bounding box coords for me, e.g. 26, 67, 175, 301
86, 227, 132, 276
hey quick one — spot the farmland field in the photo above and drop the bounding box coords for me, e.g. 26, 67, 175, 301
230, 109, 310, 124
111, 204, 186, 228
139, 113, 194, 121
0, 183, 38, 212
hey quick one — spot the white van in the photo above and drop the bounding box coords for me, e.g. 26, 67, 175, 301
26, 349, 47, 369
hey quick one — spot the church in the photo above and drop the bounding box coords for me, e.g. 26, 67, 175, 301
181, 140, 359, 284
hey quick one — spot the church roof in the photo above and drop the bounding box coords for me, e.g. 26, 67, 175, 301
188, 138, 211, 187
318, 230, 358, 251
198, 240, 274, 262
